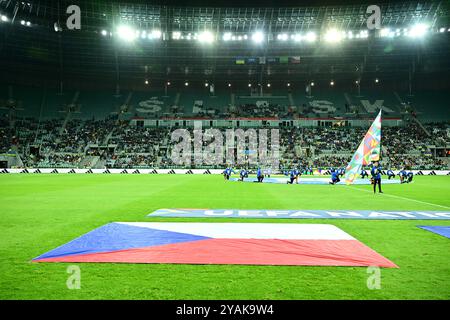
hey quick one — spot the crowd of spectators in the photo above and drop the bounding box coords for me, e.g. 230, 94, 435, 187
0, 115, 448, 170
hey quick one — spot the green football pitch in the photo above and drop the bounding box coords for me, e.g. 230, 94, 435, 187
0, 174, 449, 300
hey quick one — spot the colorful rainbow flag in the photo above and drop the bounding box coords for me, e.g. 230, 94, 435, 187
345, 110, 382, 185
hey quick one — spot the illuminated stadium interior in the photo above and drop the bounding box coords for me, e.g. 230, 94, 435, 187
1, 0, 450, 306
0, 0, 449, 170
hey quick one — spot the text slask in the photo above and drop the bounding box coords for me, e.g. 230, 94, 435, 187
150, 209, 450, 220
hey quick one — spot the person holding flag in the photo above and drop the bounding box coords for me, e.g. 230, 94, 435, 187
371, 161, 383, 193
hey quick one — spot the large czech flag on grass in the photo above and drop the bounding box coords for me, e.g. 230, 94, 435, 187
345, 110, 382, 185
33, 222, 397, 267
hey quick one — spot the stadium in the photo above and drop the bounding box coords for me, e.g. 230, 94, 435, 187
0, 0, 449, 305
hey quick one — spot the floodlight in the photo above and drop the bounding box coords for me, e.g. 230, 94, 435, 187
305, 31, 316, 42
151, 29, 162, 39
117, 25, 136, 42
223, 32, 232, 41
277, 33, 288, 41
172, 31, 181, 40
198, 31, 214, 43
324, 29, 343, 43
252, 31, 264, 43
292, 34, 302, 42
408, 23, 428, 38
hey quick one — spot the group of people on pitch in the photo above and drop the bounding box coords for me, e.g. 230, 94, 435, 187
223, 167, 268, 183
327, 161, 385, 193
223, 162, 414, 193
360, 162, 415, 193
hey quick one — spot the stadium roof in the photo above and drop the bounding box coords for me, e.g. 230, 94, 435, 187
0, 0, 449, 90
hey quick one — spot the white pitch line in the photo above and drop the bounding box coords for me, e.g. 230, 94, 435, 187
345, 185, 450, 210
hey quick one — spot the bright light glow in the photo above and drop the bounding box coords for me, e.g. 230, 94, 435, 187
151, 29, 162, 39
359, 30, 368, 38
184, 82, 189, 86
101, 30, 108, 36
252, 31, 264, 43
375, 78, 379, 83
310, 82, 314, 86
141, 31, 147, 39
287, 83, 291, 87
324, 29, 343, 43
223, 32, 232, 41
380, 28, 389, 37
145, 80, 149, 85
1, 15, 8, 22
20, 20, 26, 25
205, 82, 209, 87
305, 31, 316, 42
347, 31, 353, 39
117, 25, 136, 42
330, 80, 334, 86
380, 28, 395, 38
248, 83, 252, 87
167, 82, 171, 86
172, 31, 181, 40
237, 36, 242, 41
228, 83, 231, 87
439, 27, 446, 33
408, 23, 428, 38
355, 80, 359, 84
267, 83, 271, 87
293, 34, 302, 42
277, 33, 288, 41
198, 30, 214, 43
26, 21, 31, 26
243, 35, 248, 40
